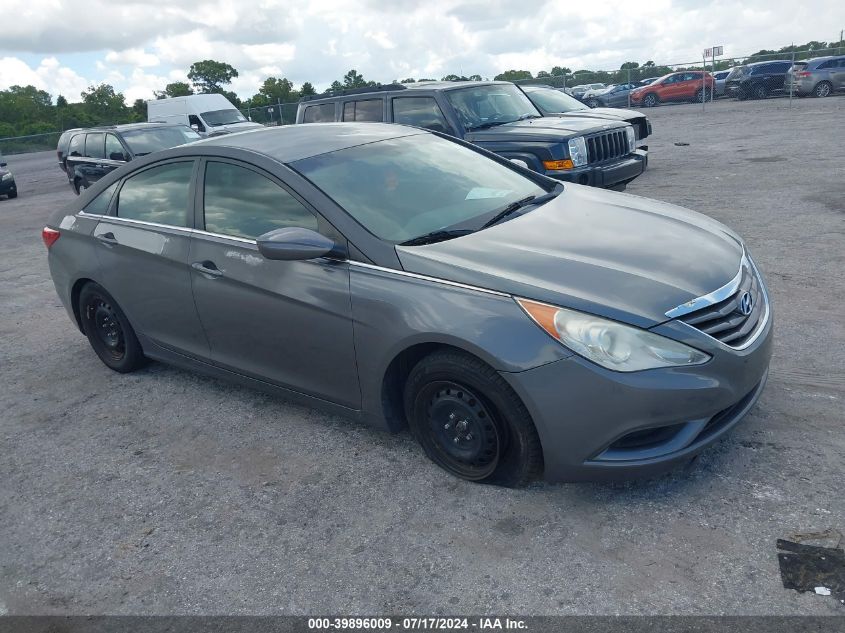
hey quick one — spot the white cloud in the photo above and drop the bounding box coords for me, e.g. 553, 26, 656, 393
1, 0, 843, 100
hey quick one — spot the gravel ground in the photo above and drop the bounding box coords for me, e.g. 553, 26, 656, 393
0, 96, 843, 616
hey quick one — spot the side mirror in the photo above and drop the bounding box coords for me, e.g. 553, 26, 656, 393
109, 152, 128, 162
257, 227, 337, 261
190, 124, 199, 131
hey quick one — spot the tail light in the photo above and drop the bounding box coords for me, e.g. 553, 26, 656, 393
797, 71, 812, 78
42, 227, 60, 248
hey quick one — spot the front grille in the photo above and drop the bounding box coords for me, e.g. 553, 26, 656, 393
679, 263, 765, 347
586, 130, 629, 164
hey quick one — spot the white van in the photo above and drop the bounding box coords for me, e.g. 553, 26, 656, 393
147, 94, 263, 136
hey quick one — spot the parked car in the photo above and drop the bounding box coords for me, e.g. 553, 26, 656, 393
43, 123, 773, 486
583, 84, 638, 108
786, 56, 845, 97
638, 77, 660, 86
571, 83, 606, 99
712, 70, 731, 97
57, 128, 83, 174
724, 60, 792, 100
295, 81, 647, 190
630, 71, 715, 107
147, 93, 264, 135
0, 161, 17, 199
63, 123, 201, 194
520, 85, 651, 143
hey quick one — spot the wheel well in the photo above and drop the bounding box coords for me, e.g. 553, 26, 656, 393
70, 278, 94, 332
381, 342, 481, 432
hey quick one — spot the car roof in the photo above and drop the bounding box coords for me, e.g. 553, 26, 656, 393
191, 122, 425, 163
300, 80, 517, 104
746, 59, 792, 66
806, 55, 844, 64
81, 123, 190, 133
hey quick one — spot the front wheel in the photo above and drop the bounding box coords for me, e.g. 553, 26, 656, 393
79, 283, 146, 373
753, 84, 767, 100
586, 98, 599, 108
695, 88, 711, 102
404, 350, 543, 487
643, 93, 659, 107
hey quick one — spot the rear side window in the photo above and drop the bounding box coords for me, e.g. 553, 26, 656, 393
303, 104, 335, 123
203, 162, 318, 239
85, 133, 105, 159
116, 162, 193, 227
343, 99, 383, 122
817, 59, 837, 69
83, 182, 119, 215
68, 134, 84, 157
392, 97, 451, 133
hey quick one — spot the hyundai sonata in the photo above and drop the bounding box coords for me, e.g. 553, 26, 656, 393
44, 123, 772, 486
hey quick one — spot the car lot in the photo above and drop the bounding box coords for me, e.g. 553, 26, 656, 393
0, 96, 843, 615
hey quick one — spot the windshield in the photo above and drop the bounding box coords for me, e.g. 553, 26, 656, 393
445, 84, 541, 131
525, 88, 588, 113
200, 108, 248, 127
293, 133, 548, 243
121, 127, 201, 155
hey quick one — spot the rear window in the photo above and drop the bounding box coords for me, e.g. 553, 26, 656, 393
303, 103, 335, 123
68, 133, 84, 157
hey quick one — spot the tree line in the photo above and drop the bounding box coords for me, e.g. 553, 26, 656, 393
1, 38, 842, 140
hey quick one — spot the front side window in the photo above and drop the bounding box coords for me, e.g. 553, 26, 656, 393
203, 162, 318, 239
83, 182, 119, 215
343, 99, 383, 122
85, 133, 105, 159
105, 134, 126, 161
68, 133, 84, 157
392, 97, 452, 132
293, 133, 546, 243
303, 104, 335, 123
120, 127, 201, 157
116, 162, 194, 227
445, 84, 541, 131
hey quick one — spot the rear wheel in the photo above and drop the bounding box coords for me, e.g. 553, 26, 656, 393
752, 84, 767, 100
813, 81, 832, 98
643, 93, 659, 107
404, 350, 543, 487
7, 190, 17, 199
79, 283, 146, 373
586, 98, 599, 108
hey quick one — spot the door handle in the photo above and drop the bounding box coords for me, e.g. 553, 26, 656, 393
96, 231, 118, 246
191, 261, 224, 278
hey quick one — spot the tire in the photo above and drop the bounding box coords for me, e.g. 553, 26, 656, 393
694, 88, 706, 102
736, 88, 748, 101
78, 282, 146, 373
73, 178, 83, 195
7, 190, 17, 199
813, 81, 832, 98
586, 98, 599, 108
403, 350, 543, 487
752, 84, 767, 100
643, 93, 659, 107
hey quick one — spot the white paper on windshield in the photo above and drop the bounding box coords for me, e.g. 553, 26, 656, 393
465, 187, 512, 200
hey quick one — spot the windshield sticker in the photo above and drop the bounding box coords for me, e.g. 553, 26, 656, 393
465, 187, 512, 200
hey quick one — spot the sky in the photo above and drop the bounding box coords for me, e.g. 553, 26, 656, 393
1, 0, 842, 103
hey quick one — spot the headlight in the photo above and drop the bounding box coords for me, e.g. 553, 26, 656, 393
624, 125, 636, 151
567, 136, 588, 167
1, 172, 12, 181
517, 298, 711, 372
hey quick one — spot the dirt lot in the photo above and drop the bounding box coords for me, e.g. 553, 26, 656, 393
1, 97, 843, 616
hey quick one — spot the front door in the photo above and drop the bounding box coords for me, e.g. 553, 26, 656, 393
189, 159, 360, 409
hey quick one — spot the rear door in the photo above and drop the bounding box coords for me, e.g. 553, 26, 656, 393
188, 159, 360, 408
92, 159, 210, 359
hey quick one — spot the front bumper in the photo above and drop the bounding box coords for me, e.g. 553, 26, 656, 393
544, 149, 647, 190
0, 177, 16, 196
500, 305, 773, 482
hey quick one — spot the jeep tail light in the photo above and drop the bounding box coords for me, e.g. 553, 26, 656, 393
42, 227, 60, 248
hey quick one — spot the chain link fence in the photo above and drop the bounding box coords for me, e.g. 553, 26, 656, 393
0, 131, 63, 157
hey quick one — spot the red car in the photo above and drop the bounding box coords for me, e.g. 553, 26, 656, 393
630, 71, 715, 107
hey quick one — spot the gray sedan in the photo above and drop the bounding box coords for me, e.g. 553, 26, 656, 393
44, 123, 772, 486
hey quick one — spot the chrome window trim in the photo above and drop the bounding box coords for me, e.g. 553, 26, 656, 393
665, 252, 750, 318
95, 215, 193, 234
191, 229, 257, 245
348, 261, 510, 297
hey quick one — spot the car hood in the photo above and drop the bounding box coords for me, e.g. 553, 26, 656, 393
548, 107, 644, 122
396, 184, 744, 328
465, 117, 627, 142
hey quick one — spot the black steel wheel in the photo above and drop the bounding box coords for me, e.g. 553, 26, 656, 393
79, 283, 145, 372
404, 350, 543, 487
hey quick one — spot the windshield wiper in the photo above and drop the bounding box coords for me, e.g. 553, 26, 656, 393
481, 188, 562, 229
399, 228, 474, 246
467, 120, 510, 131
517, 113, 542, 120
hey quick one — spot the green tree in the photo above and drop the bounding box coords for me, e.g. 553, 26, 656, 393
493, 70, 533, 81
300, 82, 317, 96
155, 81, 194, 99
441, 74, 468, 81
399, 78, 416, 83
188, 60, 239, 93
258, 77, 296, 103
468, 74, 482, 81
80, 83, 128, 124
131, 98, 147, 120
342, 69, 377, 89
550, 66, 570, 76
